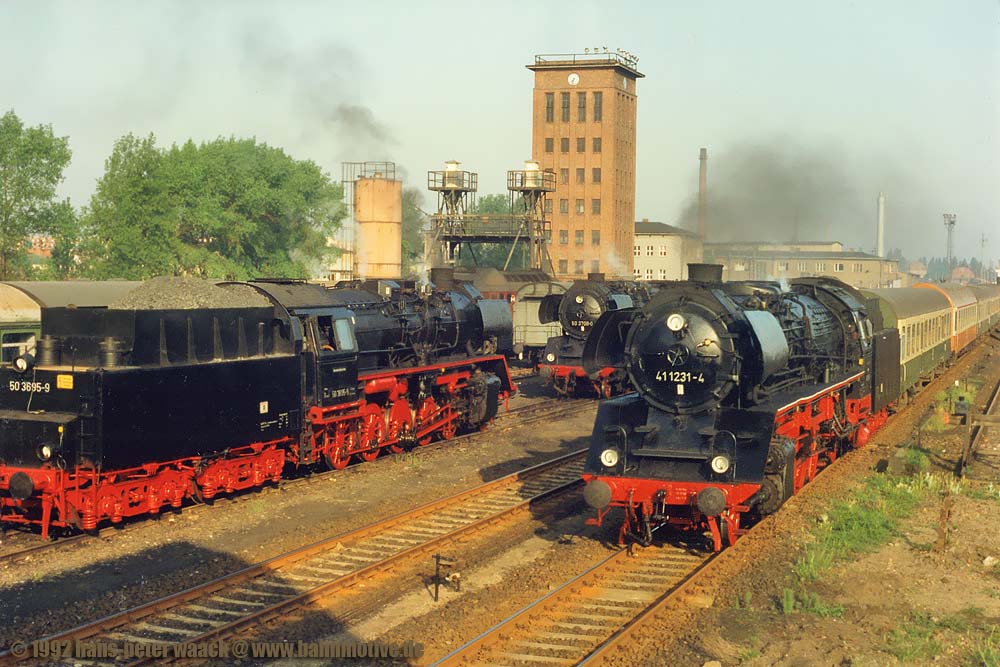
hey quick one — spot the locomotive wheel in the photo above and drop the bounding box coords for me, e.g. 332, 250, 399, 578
324, 428, 353, 470
357, 404, 385, 463
416, 397, 439, 446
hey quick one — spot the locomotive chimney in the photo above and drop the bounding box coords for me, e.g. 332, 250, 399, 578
587, 272, 605, 282
430, 266, 455, 289
687, 263, 724, 283
698, 147, 708, 239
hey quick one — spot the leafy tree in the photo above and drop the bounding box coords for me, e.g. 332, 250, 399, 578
455, 193, 530, 269
401, 187, 427, 277
0, 110, 72, 279
81, 135, 344, 280
33, 198, 79, 278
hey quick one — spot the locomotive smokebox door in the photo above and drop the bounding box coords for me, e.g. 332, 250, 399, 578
309, 308, 360, 406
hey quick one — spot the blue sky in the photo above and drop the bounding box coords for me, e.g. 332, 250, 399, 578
2, 1, 997, 261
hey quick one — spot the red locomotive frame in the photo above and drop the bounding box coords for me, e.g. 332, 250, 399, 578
0, 356, 513, 539
583, 371, 891, 551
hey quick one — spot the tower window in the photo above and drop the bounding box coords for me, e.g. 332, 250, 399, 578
575, 259, 584, 274
593, 92, 603, 121
544, 137, 554, 153
592, 168, 601, 183
560, 138, 569, 153
560, 168, 569, 184
559, 199, 568, 214
593, 137, 602, 152
592, 199, 601, 214
575, 199, 585, 215
559, 229, 568, 244
577, 137, 585, 153
591, 230, 600, 245
558, 259, 568, 273
561, 92, 570, 122
576, 168, 585, 184
577, 92, 586, 121
545, 93, 554, 122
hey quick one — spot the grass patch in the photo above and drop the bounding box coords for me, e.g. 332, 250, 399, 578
887, 613, 941, 661
966, 627, 1000, 667
778, 587, 844, 617
903, 447, 932, 472
793, 474, 928, 582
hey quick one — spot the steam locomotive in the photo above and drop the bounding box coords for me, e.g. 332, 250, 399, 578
582, 264, 1000, 550
0, 270, 514, 537
538, 274, 651, 397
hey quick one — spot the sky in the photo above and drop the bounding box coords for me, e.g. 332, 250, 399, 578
1, 0, 997, 262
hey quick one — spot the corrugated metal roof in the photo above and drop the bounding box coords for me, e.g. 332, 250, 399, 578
915, 282, 976, 308
861, 287, 951, 321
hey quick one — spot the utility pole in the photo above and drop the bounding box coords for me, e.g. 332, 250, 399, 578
981, 233, 988, 282
943, 213, 957, 276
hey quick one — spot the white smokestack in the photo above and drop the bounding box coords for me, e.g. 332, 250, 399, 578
876, 192, 886, 258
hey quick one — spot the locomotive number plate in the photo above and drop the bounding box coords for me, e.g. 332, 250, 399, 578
655, 370, 705, 383
8, 380, 51, 393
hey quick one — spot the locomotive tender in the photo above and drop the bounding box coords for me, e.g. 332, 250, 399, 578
0, 273, 514, 538
538, 273, 651, 397
582, 263, 1000, 551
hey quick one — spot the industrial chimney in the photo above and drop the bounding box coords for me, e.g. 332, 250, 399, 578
698, 148, 708, 239
876, 192, 886, 258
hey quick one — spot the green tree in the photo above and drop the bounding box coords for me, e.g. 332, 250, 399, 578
81, 135, 345, 280
33, 198, 79, 278
457, 193, 530, 269
0, 110, 73, 279
401, 186, 426, 277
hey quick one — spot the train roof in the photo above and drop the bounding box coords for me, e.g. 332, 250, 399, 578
2, 281, 141, 309
914, 282, 977, 309
241, 280, 339, 311
968, 284, 1000, 300
860, 287, 951, 320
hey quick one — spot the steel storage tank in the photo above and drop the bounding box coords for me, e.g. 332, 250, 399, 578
354, 175, 403, 279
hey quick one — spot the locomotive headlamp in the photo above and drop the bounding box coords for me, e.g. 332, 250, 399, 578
38, 443, 57, 461
13, 353, 34, 373
575, 295, 584, 304
666, 313, 686, 332
710, 454, 731, 474
600, 448, 621, 467
545, 352, 556, 362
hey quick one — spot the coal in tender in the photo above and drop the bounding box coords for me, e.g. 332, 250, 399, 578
109, 277, 270, 310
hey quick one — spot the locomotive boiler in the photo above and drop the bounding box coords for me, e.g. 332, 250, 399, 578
0, 275, 514, 538
580, 264, 877, 550
538, 274, 650, 397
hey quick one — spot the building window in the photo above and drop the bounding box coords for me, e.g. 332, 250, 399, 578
659, 245, 667, 257
591, 199, 601, 214
545, 93, 554, 122
559, 229, 568, 244
576, 137, 585, 153
544, 137, 554, 153
593, 92, 603, 121
591, 259, 600, 272
561, 92, 570, 122
645, 268, 653, 279
577, 92, 586, 121
593, 137, 602, 152
734, 261, 747, 271
575, 259, 584, 274
576, 168, 585, 184
853, 263, 863, 272
634, 268, 641, 277
559, 199, 568, 214
592, 167, 601, 183
634, 245, 641, 256
575, 199, 585, 214
575, 230, 584, 245
647, 245, 654, 256
544, 199, 552, 213
816, 262, 826, 272
560, 168, 569, 185
592, 230, 600, 245
834, 262, 845, 272
798, 262, 808, 271
559, 259, 568, 274
659, 268, 667, 280
560, 138, 569, 153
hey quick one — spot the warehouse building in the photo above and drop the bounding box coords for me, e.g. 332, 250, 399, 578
632, 219, 703, 281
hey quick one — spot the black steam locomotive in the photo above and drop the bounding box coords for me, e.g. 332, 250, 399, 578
0, 271, 514, 537
538, 274, 651, 397
580, 264, 880, 550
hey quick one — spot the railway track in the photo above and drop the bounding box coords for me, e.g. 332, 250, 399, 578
957, 357, 1000, 478
432, 545, 710, 667
0, 449, 587, 666
0, 397, 588, 566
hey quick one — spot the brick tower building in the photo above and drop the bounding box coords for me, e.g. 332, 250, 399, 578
527, 52, 643, 279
